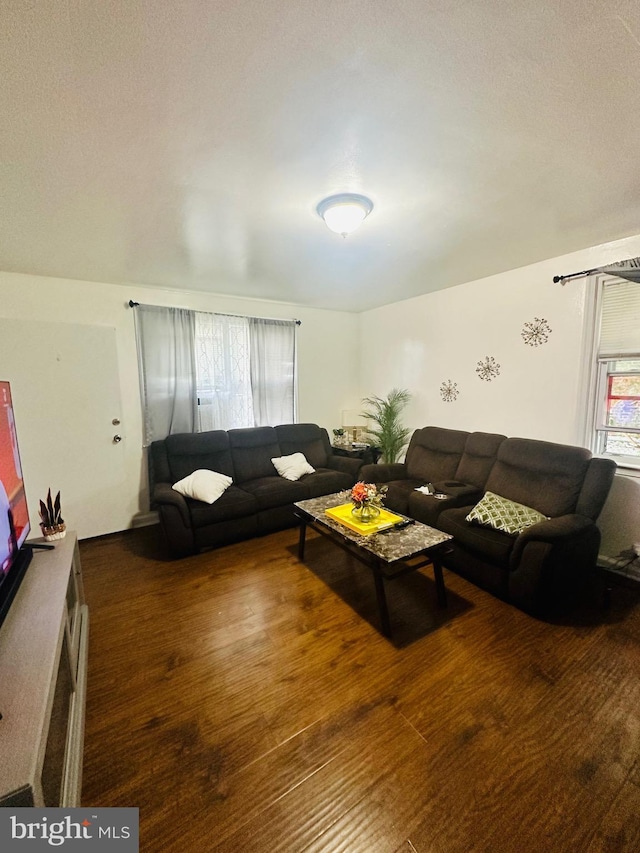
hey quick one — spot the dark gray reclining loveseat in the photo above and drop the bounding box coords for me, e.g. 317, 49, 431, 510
150, 423, 362, 557
359, 426, 616, 615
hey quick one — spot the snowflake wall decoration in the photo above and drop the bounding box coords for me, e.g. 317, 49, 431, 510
440, 380, 459, 402
521, 317, 552, 347
476, 356, 501, 381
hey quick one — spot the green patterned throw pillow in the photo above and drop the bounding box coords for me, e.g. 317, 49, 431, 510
466, 491, 547, 535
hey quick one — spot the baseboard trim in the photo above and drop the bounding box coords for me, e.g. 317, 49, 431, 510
131, 511, 159, 528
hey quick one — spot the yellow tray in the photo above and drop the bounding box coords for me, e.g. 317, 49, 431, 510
324, 503, 404, 536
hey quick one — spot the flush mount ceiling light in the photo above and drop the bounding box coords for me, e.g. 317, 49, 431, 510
316, 193, 373, 237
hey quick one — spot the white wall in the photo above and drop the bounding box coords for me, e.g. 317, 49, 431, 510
359, 233, 640, 558
2, 229, 639, 558
0, 272, 360, 536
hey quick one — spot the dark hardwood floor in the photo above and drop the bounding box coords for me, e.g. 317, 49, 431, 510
80, 526, 640, 852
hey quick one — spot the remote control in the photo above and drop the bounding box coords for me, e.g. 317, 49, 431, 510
394, 519, 414, 529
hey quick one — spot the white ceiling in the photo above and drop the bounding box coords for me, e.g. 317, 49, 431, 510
2, 1, 640, 312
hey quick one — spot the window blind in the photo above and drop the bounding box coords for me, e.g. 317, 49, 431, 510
599, 279, 640, 358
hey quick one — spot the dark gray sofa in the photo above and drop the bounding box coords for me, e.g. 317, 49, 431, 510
359, 427, 507, 526
150, 423, 362, 557
359, 426, 616, 616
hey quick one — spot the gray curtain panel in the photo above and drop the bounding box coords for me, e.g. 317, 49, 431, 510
135, 305, 198, 445
249, 318, 297, 426
601, 257, 640, 283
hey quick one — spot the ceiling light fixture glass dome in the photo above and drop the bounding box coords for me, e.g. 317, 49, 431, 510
316, 193, 373, 237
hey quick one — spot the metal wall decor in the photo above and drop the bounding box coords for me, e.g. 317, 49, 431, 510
440, 380, 459, 402
521, 317, 552, 347
476, 356, 501, 381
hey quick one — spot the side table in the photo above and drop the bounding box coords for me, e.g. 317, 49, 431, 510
332, 444, 382, 466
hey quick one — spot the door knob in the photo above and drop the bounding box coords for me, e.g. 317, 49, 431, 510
113, 434, 122, 443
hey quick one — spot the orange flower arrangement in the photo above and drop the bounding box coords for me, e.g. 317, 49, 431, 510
350, 481, 387, 509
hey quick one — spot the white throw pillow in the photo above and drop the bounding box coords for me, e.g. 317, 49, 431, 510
271, 452, 315, 481
172, 469, 233, 504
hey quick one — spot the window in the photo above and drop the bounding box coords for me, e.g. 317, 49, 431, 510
195, 313, 254, 432
135, 304, 297, 444
594, 358, 640, 459
194, 314, 297, 432
587, 277, 640, 466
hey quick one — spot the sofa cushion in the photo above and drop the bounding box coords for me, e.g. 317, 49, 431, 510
454, 432, 506, 489
406, 427, 469, 482
301, 469, 354, 498
240, 476, 308, 511
188, 485, 258, 526
228, 427, 282, 483
437, 506, 516, 569
485, 438, 592, 517
271, 452, 315, 481
274, 423, 330, 468
172, 469, 233, 504
161, 430, 235, 482
466, 491, 547, 535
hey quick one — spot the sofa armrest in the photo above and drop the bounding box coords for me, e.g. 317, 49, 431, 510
508, 514, 601, 615
510, 514, 594, 566
358, 462, 407, 483
326, 455, 363, 477
153, 482, 191, 528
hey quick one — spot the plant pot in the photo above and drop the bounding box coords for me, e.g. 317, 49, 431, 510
41, 522, 66, 542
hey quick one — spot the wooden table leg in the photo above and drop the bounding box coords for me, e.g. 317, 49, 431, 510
297, 519, 307, 561
373, 560, 392, 638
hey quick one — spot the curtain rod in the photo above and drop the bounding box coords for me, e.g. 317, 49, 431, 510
552, 267, 600, 285
128, 300, 301, 325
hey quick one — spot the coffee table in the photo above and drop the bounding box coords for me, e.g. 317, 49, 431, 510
293, 492, 453, 639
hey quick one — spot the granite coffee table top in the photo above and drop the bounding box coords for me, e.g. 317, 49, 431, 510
294, 491, 452, 563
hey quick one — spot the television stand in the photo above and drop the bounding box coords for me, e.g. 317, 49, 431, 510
0, 533, 89, 806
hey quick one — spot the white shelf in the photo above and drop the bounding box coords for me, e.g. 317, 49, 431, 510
0, 533, 88, 807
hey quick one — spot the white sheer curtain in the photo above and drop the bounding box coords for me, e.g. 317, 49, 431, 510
249, 318, 296, 426
135, 305, 197, 445
194, 313, 255, 431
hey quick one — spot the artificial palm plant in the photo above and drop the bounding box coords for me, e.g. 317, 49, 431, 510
359, 388, 411, 463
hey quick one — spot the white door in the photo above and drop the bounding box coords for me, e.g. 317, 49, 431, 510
0, 320, 126, 540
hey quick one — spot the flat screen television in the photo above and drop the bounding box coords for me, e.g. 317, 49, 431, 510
0, 380, 32, 627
